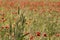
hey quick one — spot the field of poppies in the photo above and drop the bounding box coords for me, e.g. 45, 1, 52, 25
0, 0, 60, 40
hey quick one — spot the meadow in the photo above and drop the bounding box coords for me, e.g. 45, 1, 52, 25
0, 0, 60, 40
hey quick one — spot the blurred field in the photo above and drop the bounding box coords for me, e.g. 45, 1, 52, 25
0, 0, 60, 40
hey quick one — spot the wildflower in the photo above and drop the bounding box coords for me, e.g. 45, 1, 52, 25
55, 33, 60, 37
30, 35, 34, 40
24, 1, 30, 6
5, 1, 15, 8
2, 13, 5, 17
43, 33, 47, 37
10, 1, 15, 7
55, 2, 60, 7
20, 1, 25, 9
33, 7, 38, 12
39, 1, 45, 7
25, 20, 31, 25
29, 2, 34, 6
47, 2, 55, 7
36, 32, 40, 36
30, 2, 38, 7
0, 0, 2, 6
29, 2, 39, 11
13, 17, 16, 21
34, 2, 40, 7
2, 18, 7, 22
48, 8, 52, 13
5, 25, 10, 29
1, 26, 5, 29
1, 16, 5, 20
29, 2, 35, 10
12, 12, 17, 14
29, 6, 34, 10
3, 1, 10, 10
39, 8, 45, 15
55, 8, 60, 13
1, 17, 4, 20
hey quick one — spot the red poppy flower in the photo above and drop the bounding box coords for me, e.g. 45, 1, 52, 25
55, 8, 60, 13
55, 33, 60, 37
56, 2, 60, 7
47, 2, 55, 7
24, 1, 30, 6
9, 1, 15, 7
1, 26, 5, 29
1, 17, 4, 20
12, 12, 17, 14
0, 0, 2, 6
2, 19, 7, 22
36, 32, 40, 36
39, 1, 45, 7
43, 33, 47, 37
30, 35, 34, 40
20, 1, 26, 9
29, 6, 34, 10
5, 25, 10, 29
